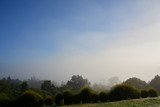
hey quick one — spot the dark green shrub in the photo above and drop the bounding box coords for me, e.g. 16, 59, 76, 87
72, 93, 81, 104
45, 97, 53, 105
16, 90, 44, 107
55, 93, 63, 105
109, 84, 140, 101
80, 87, 93, 103
99, 91, 108, 102
148, 89, 158, 97
63, 91, 73, 105
0, 93, 12, 107
20, 81, 29, 92
141, 90, 148, 98
91, 93, 99, 103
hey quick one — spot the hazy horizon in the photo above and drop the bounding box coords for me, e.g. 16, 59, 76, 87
1, 0, 160, 85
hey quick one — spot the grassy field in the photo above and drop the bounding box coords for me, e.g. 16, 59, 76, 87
61, 97, 160, 107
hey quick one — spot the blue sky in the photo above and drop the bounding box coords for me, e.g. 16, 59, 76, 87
1, 0, 160, 84
0, 0, 140, 62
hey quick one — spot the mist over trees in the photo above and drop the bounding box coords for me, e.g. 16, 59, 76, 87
0, 74, 160, 106
123, 77, 151, 90
149, 75, 160, 93
41, 80, 57, 96
27, 77, 42, 89
108, 76, 121, 87
92, 83, 109, 92
66, 75, 90, 91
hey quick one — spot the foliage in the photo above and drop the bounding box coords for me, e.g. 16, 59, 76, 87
41, 80, 56, 95
92, 83, 109, 93
55, 93, 63, 105
0, 75, 159, 106
27, 77, 42, 89
16, 90, 44, 107
91, 93, 99, 103
45, 97, 53, 105
67, 75, 90, 90
0, 77, 22, 99
72, 93, 81, 104
141, 90, 148, 98
123, 77, 150, 90
80, 87, 93, 103
0, 93, 10, 101
20, 81, 28, 92
148, 88, 158, 97
149, 75, 160, 92
109, 84, 140, 101
99, 91, 108, 102
63, 90, 73, 105
0, 93, 12, 107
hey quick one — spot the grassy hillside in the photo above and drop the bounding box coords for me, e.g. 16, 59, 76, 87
62, 97, 160, 107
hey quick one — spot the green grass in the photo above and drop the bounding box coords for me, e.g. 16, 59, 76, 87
61, 97, 160, 107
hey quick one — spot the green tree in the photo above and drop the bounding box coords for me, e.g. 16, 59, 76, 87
16, 90, 44, 107
67, 75, 90, 90
91, 93, 99, 103
45, 97, 53, 105
63, 91, 73, 105
72, 93, 81, 104
123, 77, 150, 90
109, 84, 140, 101
0, 77, 22, 99
99, 91, 108, 102
80, 87, 93, 103
150, 75, 160, 93
0, 93, 11, 107
55, 93, 63, 105
148, 89, 158, 97
141, 90, 148, 98
41, 80, 56, 95
20, 81, 28, 92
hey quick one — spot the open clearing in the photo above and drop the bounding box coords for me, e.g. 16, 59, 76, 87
61, 97, 160, 107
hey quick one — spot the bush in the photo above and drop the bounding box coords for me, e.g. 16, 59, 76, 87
45, 97, 53, 105
55, 93, 63, 105
80, 87, 93, 103
148, 89, 158, 97
91, 93, 99, 103
72, 93, 81, 104
0, 93, 12, 107
141, 90, 148, 98
16, 90, 44, 107
63, 91, 73, 105
109, 84, 140, 101
99, 91, 108, 102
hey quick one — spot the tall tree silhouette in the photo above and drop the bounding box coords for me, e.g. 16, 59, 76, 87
67, 75, 90, 90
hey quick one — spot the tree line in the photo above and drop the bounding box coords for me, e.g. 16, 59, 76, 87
0, 75, 160, 107
54, 85, 158, 105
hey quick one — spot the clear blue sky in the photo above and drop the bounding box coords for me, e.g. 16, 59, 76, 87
1, 0, 160, 83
